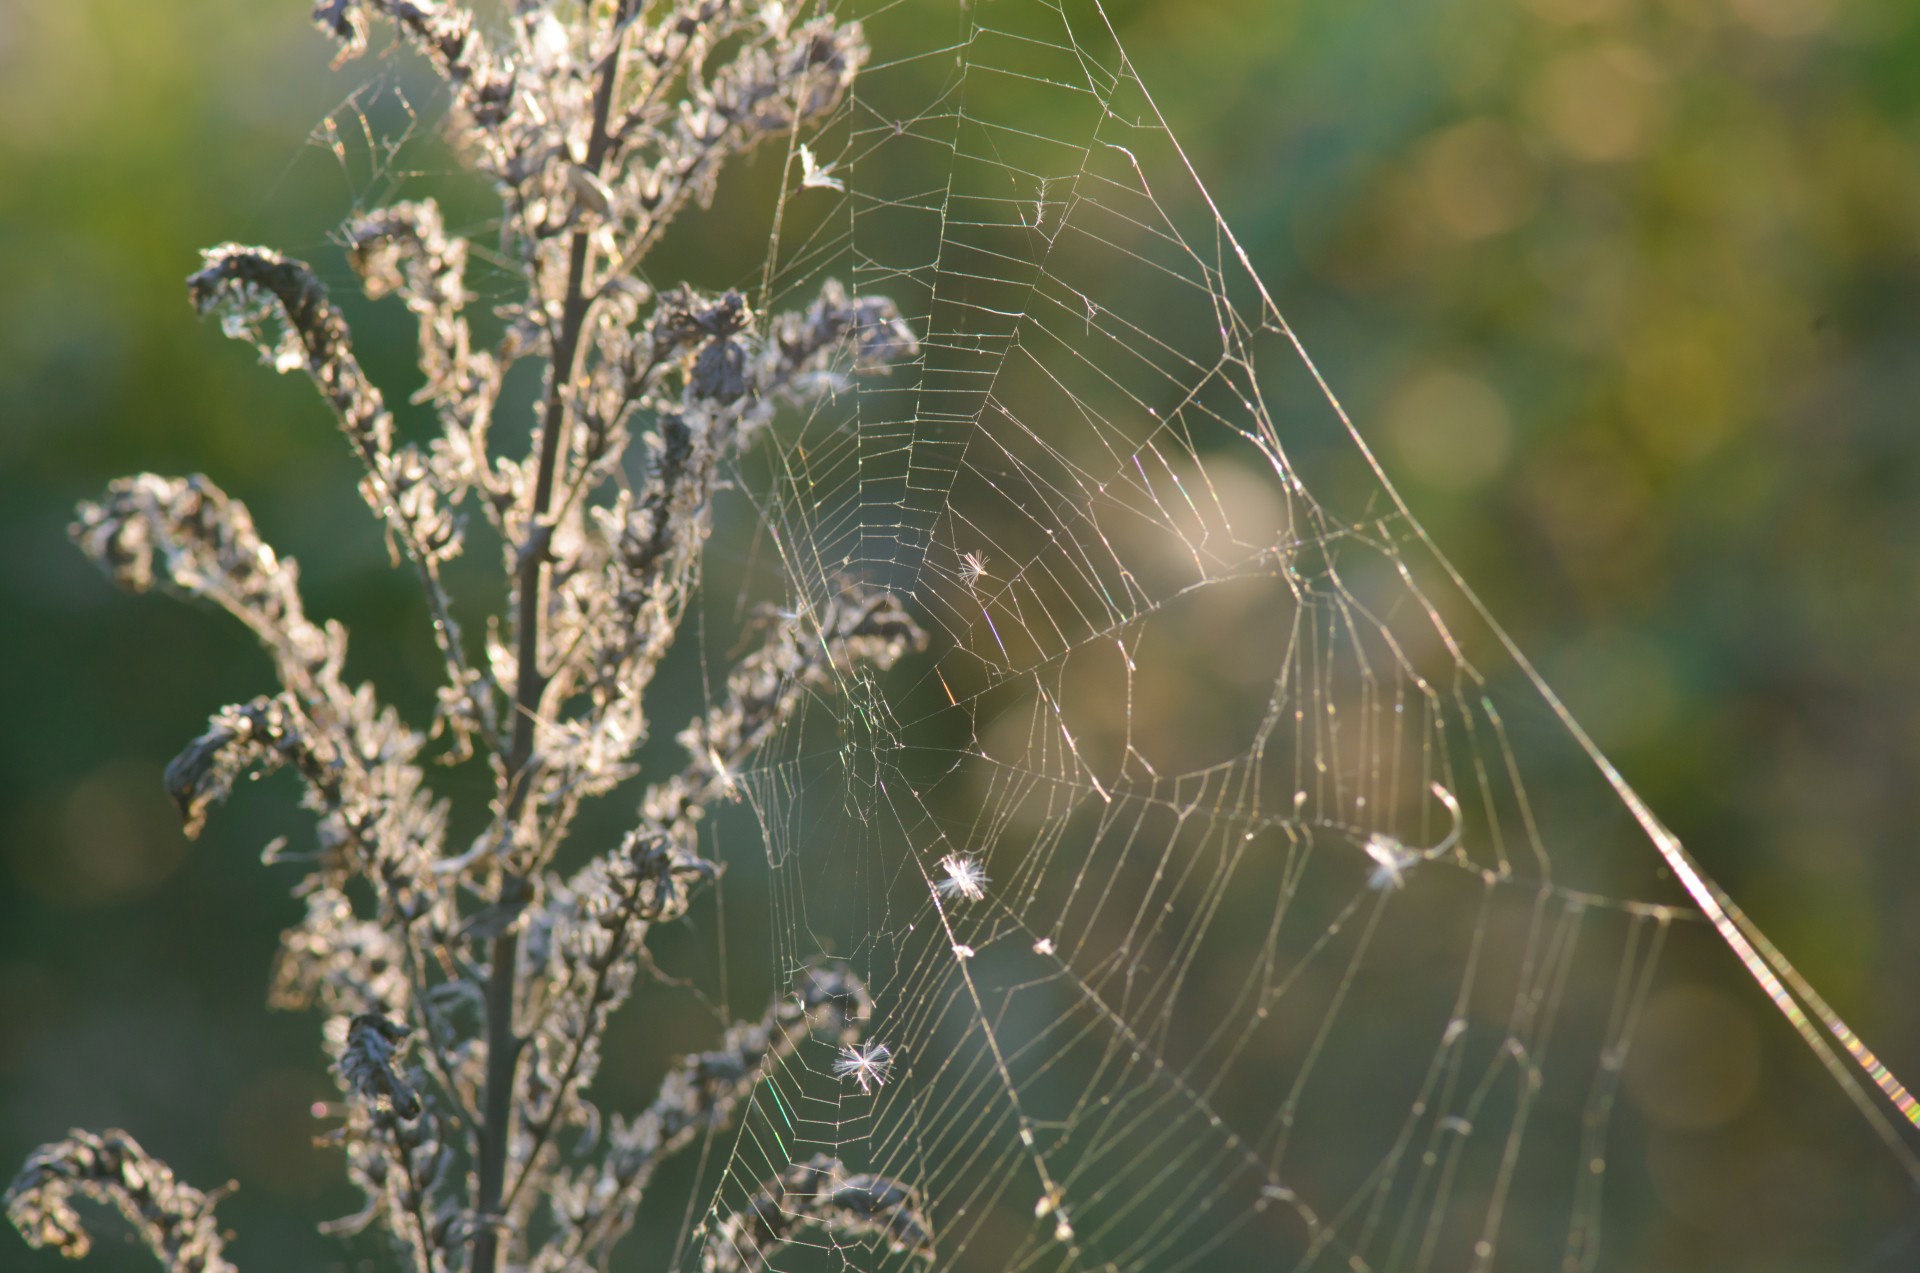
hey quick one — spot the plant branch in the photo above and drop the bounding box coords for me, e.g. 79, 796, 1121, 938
5, 1129, 237, 1273
185, 248, 495, 748
497, 836, 699, 1218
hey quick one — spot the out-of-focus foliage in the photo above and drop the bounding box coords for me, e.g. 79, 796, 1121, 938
3, 0, 1918, 1268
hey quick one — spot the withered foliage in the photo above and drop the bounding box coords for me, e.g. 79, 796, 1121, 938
7, 3, 931, 1271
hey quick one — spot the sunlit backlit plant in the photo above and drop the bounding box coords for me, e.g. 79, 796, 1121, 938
4, 3, 934, 1271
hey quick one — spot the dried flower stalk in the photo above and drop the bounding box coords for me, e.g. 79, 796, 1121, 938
8, 3, 931, 1271
6, 1131, 235, 1273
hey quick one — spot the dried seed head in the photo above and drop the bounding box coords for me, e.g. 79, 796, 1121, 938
3, 1129, 235, 1271
340, 1013, 422, 1120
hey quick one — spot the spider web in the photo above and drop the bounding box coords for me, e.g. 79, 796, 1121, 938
278, 3, 1920, 1269
657, 2, 1920, 1270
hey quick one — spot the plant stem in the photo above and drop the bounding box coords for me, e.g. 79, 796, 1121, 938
468, 216, 586, 1273
470, 17, 630, 1273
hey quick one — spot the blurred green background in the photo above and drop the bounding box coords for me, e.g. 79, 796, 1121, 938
4, 0, 1919, 1269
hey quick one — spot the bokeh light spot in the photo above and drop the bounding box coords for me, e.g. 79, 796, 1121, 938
1527, 43, 1668, 163
1627, 984, 1763, 1130
1418, 119, 1543, 241
1384, 366, 1514, 492
1726, 0, 1840, 39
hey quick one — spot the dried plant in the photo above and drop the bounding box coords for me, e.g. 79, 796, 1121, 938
7, 3, 930, 1271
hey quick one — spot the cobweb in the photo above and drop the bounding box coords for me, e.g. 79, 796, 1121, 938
296, 2, 1920, 1270
671, 2, 1920, 1270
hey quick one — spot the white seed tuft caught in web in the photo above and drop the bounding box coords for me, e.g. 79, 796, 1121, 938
958, 551, 989, 591
832, 1041, 893, 1095
1363, 833, 1420, 892
798, 144, 843, 192
1360, 783, 1463, 890
935, 853, 989, 902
